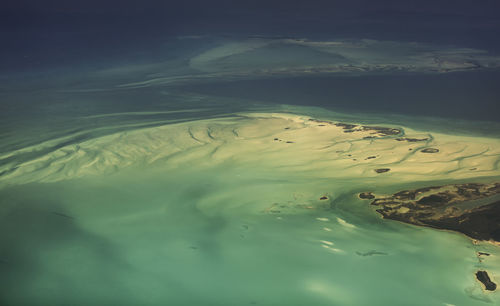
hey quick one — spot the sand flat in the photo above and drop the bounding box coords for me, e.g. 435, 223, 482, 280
1, 112, 499, 187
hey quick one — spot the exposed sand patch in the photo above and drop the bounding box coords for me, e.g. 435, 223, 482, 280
1, 113, 499, 187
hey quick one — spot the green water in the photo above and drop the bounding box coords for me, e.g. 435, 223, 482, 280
1, 144, 497, 305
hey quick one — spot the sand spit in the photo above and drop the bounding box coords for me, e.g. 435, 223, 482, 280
1, 113, 499, 187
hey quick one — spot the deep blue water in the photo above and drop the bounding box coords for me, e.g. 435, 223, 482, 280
2, 0, 500, 74
182, 71, 500, 121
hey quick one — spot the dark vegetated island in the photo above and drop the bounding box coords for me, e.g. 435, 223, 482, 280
362, 182, 500, 242
395, 137, 429, 142
359, 192, 375, 199
360, 182, 500, 291
476, 271, 497, 291
308, 119, 402, 137
420, 148, 439, 153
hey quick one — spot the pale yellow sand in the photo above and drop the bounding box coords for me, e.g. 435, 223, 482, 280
1, 113, 499, 187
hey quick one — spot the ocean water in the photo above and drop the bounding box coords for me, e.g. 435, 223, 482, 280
1, 33, 500, 305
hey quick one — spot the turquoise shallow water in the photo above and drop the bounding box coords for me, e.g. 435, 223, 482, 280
1, 137, 498, 305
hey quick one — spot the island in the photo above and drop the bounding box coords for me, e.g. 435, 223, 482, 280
476, 271, 497, 291
361, 182, 500, 292
361, 182, 500, 242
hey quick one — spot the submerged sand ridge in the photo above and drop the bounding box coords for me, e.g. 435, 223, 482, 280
1, 113, 500, 187
117, 38, 500, 89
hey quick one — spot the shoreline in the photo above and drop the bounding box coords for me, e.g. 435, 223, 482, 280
359, 182, 500, 294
